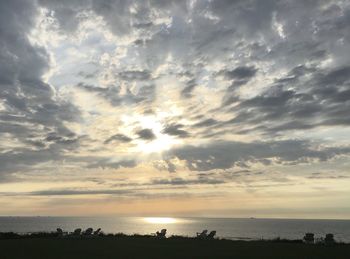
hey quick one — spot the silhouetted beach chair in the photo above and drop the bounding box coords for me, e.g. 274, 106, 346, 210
83, 228, 93, 236
196, 230, 208, 239
93, 228, 101, 236
71, 228, 82, 237
325, 233, 335, 244
156, 229, 167, 238
207, 231, 216, 239
56, 228, 63, 237
303, 233, 314, 244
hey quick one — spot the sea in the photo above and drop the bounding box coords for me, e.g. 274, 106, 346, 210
1, 217, 350, 243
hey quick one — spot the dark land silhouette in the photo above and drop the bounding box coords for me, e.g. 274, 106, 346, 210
0, 231, 349, 259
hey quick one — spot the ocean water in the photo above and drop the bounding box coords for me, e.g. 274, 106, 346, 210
1, 217, 350, 243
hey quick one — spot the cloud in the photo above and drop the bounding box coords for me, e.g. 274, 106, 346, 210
222, 66, 257, 80
76, 82, 108, 93
1, 187, 204, 200
38, 0, 89, 32
151, 177, 225, 186
162, 123, 189, 138
1, 0, 350, 214
28, 189, 134, 196
77, 82, 156, 106
118, 70, 151, 81
193, 118, 220, 128
181, 79, 197, 98
0, 0, 81, 178
104, 134, 132, 144
307, 172, 350, 180
222, 63, 350, 135
86, 159, 136, 169
166, 140, 350, 171
0, 148, 60, 174
0, 188, 139, 197
45, 132, 78, 145
136, 129, 156, 141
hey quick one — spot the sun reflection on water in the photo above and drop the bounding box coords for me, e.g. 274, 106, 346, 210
143, 217, 178, 224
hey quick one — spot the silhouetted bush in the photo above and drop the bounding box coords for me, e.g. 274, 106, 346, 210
114, 232, 127, 237
30, 232, 57, 238
269, 237, 303, 243
0, 232, 22, 239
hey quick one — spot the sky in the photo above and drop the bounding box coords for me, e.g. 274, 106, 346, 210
0, 0, 350, 219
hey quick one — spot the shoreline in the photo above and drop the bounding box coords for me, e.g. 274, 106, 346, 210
0, 231, 348, 244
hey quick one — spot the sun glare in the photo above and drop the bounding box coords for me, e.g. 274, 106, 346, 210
137, 132, 178, 154
143, 217, 177, 224
123, 114, 182, 154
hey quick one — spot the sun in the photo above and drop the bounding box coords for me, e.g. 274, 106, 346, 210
124, 114, 182, 154
136, 130, 178, 153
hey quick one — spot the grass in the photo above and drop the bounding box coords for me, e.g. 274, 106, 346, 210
0, 235, 349, 259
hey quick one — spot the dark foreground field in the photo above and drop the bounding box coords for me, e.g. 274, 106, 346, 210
0, 236, 349, 259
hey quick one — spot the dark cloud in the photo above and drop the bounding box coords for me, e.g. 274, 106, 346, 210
28, 188, 134, 196
0, 188, 136, 196
76, 82, 109, 93
1, 187, 202, 199
307, 172, 350, 180
76, 82, 156, 106
104, 134, 132, 144
0, 148, 61, 174
118, 70, 151, 81
316, 66, 350, 88
222, 66, 257, 80
162, 123, 189, 138
136, 129, 156, 140
181, 79, 197, 98
151, 177, 225, 186
166, 140, 350, 172
193, 118, 219, 128
220, 66, 258, 88
220, 63, 350, 135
